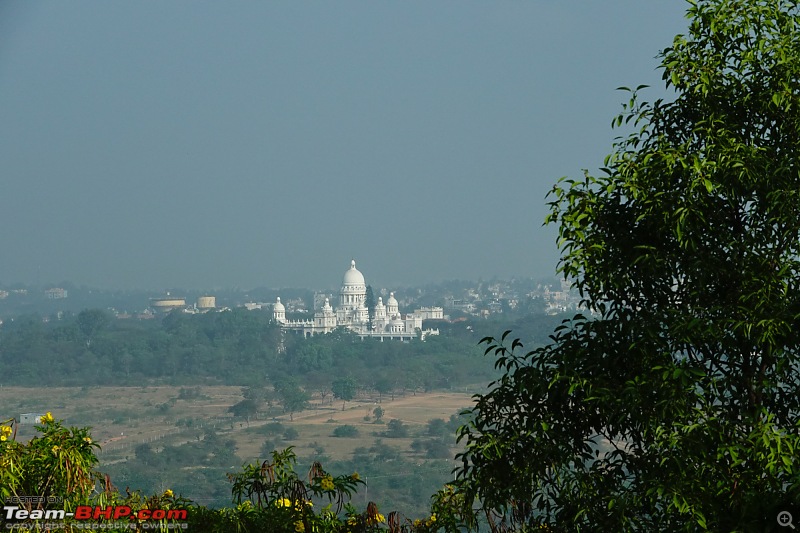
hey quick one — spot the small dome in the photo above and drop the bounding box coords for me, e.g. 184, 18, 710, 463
387, 292, 398, 306
274, 297, 285, 311
342, 259, 365, 286
323, 298, 332, 311
375, 297, 385, 308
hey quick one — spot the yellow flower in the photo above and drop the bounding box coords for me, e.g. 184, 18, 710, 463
52, 445, 60, 454
276, 498, 292, 508
41, 412, 54, 424
430, 514, 436, 522
83, 437, 92, 444
1, 426, 11, 436
321, 475, 334, 491
350, 472, 359, 481
294, 520, 305, 532
366, 513, 386, 525
0, 435, 6, 442
163, 489, 174, 498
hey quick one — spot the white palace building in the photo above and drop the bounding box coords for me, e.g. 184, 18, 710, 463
273, 260, 438, 341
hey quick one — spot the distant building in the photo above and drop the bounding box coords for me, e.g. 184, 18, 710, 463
19, 413, 45, 425
149, 293, 187, 313
414, 307, 444, 320
44, 288, 68, 299
274, 260, 438, 341
445, 298, 477, 314
196, 296, 216, 311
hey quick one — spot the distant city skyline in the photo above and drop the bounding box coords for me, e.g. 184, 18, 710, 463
1, 2, 689, 290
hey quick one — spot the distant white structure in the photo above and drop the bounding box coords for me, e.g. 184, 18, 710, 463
274, 260, 438, 340
196, 296, 216, 310
45, 288, 68, 299
414, 306, 444, 320
20, 413, 45, 425
148, 292, 187, 313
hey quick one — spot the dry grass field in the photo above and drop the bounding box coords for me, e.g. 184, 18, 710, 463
236, 392, 473, 461
1, 386, 474, 465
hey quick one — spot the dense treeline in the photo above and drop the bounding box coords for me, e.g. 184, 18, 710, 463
0, 309, 563, 391
1, 309, 279, 386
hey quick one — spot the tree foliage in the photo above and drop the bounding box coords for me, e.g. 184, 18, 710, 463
2, 418, 452, 532
76, 309, 110, 348
229, 398, 260, 423
0, 414, 102, 509
385, 419, 409, 439
365, 285, 376, 331
275, 379, 309, 421
456, 1, 800, 530
0, 307, 500, 391
332, 376, 358, 411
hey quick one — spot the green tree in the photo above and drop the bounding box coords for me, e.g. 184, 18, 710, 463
373, 376, 394, 403
228, 399, 259, 425
331, 376, 357, 411
385, 419, 408, 438
76, 309, 109, 348
456, 1, 800, 530
332, 425, 359, 438
365, 285, 376, 331
275, 379, 309, 421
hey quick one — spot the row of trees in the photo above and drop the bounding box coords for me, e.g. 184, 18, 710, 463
0, 307, 510, 392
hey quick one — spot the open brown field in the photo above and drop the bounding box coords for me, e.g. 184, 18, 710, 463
236, 391, 473, 461
1, 386, 475, 465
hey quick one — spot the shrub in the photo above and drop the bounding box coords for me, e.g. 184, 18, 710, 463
332, 425, 359, 438
385, 419, 408, 438
261, 421, 285, 436
260, 439, 277, 457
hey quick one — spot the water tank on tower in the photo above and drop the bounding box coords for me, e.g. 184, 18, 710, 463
197, 296, 216, 310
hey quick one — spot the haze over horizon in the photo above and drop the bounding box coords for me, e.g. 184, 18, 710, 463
1, 2, 688, 291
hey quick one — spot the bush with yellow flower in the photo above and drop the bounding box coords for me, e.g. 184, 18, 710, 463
0, 413, 101, 510
2, 413, 481, 532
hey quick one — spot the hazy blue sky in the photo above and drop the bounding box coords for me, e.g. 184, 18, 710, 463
1, 1, 688, 291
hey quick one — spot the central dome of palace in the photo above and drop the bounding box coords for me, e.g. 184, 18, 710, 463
343, 259, 365, 286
